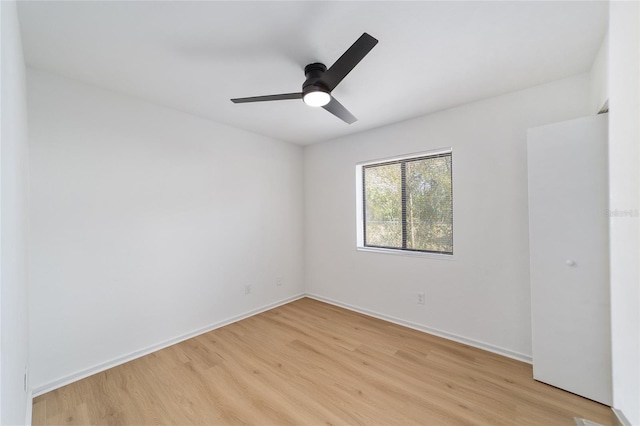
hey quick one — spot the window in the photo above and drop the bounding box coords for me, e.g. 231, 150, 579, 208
357, 150, 453, 255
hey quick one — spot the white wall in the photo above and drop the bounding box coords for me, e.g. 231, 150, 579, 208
27, 69, 305, 394
305, 74, 590, 361
589, 32, 609, 114
608, 1, 640, 424
0, 1, 31, 424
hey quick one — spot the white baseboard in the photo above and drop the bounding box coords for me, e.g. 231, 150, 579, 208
305, 293, 532, 364
32, 293, 305, 397
612, 408, 632, 426
25, 390, 33, 426
31, 292, 532, 397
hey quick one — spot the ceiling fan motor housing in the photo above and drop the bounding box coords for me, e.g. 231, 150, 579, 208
302, 63, 330, 96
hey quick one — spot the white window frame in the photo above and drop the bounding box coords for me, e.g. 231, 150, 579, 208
355, 148, 455, 260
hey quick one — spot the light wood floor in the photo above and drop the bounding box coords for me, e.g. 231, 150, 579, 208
33, 297, 612, 425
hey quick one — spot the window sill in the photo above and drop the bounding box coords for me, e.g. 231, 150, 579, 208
356, 246, 455, 260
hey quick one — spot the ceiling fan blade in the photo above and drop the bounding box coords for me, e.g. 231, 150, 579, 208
322, 33, 378, 91
231, 93, 302, 103
322, 97, 357, 124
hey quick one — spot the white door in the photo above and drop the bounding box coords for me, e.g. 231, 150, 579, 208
527, 114, 611, 405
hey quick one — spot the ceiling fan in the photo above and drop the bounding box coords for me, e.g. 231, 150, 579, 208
231, 33, 378, 124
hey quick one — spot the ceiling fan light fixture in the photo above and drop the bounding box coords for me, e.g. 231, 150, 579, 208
231, 33, 378, 123
303, 89, 331, 107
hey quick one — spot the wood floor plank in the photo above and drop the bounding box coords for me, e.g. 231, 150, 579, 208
32, 297, 613, 425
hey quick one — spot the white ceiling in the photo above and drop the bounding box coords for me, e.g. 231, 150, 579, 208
17, 1, 607, 145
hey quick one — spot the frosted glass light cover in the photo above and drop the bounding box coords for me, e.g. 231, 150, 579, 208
303, 91, 330, 107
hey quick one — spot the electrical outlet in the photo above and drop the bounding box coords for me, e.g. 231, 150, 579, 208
417, 292, 425, 305
244, 284, 252, 295
276, 276, 283, 286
